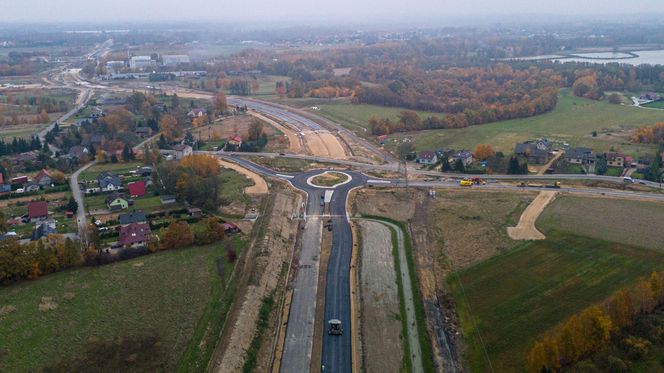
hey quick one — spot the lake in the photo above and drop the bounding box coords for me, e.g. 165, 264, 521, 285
517, 50, 664, 66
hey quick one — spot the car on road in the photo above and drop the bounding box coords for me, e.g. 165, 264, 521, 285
328, 319, 342, 335
623, 176, 634, 183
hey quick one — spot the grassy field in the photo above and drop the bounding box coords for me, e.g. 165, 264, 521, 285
79, 162, 143, 181
538, 196, 664, 250
399, 90, 663, 155
642, 100, 664, 109
307, 90, 662, 157
0, 238, 246, 372
448, 231, 664, 372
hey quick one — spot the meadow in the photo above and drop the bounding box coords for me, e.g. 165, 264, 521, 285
448, 232, 664, 372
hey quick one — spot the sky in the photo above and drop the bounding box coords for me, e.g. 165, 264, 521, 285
3, 0, 664, 24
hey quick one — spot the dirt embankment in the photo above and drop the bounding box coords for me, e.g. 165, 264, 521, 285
218, 159, 269, 195
212, 190, 301, 372
358, 220, 403, 373
248, 112, 302, 154
507, 191, 557, 240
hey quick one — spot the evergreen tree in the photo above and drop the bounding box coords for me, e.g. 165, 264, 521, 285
454, 158, 465, 173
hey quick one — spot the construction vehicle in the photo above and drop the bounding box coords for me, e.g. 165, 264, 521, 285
328, 319, 343, 335
459, 179, 473, 186
546, 181, 562, 188
471, 177, 486, 185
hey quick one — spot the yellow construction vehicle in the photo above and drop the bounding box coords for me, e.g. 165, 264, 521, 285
460, 179, 473, 186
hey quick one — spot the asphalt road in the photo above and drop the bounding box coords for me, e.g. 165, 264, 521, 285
69, 160, 97, 242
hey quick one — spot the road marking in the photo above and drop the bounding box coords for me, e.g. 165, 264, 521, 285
367, 179, 392, 184
277, 173, 295, 179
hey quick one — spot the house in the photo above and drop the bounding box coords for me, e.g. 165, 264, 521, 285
10, 176, 28, 185
640, 92, 662, 101
98, 172, 122, 192
415, 151, 438, 165
187, 108, 207, 118
187, 207, 202, 218
223, 222, 241, 234
119, 211, 147, 226
31, 219, 57, 241
28, 201, 49, 219
135, 126, 152, 138
34, 169, 53, 187
565, 147, 596, 173
227, 135, 243, 148
68, 145, 89, 160
25, 182, 40, 192
160, 195, 176, 205
606, 152, 625, 168
128, 180, 146, 198
173, 144, 193, 160
514, 140, 551, 164
451, 150, 474, 167
139, 166, 152, 177
106, 193, 129, 212
0, 184, 11, 193
119, 222, 152, 247
91, 107, 104, 118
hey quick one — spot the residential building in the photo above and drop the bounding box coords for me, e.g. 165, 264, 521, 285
34, 169, 53, 187
227, 135, 243, 148
187, 108, 207, 118
28, 201, 49, 219
640, 92, 662, 101
119, 211, 147, 226
0, 184, 11, 193
451, 150, 474, 167
128, 181, 146, 198
173, 144, 193, 159
25, 182, 40, 192
160, 195, 176, 205
139, 166, 152, 177
106, 193, 129, 212
129, 55, 154, 69
223, 222, 241, 234
135, 126, 152, 138
415, 150, 439, 165
68, 145, 89, 160
10, 176, 28, 185
514, 140, 552, 164
32, 219, 57, 241
119, 222, 152, 247
565, 147, 596, 173
162, 54, 190, 66
187, 207, 202, 218
606, 152, 626, 168
98, 172, 122, 192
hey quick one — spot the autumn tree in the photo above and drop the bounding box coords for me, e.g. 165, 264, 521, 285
160, 221, 193, 250
39, 109, 50, 123
194, 217, 225, 245
50, 170, 66, 184
248, 118, 264, 141
474, 144, 495, 161
160, 114, 181, 141
213, 92, 227, 114
527, 337, 560, 373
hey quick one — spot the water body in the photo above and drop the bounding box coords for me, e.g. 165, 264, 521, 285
516, 50, 664, 66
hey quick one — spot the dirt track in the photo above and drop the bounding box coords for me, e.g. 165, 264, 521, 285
249, 112, 302, 154
217, 159, 269, 194
213, 192, 300, 372
358, 220, 403, 373
507, 191, 557, 240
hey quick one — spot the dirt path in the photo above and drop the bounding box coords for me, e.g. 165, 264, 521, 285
249, 112, 302, 154
318, 132, 347, 159
213, 192, 300, 372
538, 151, 563, 175
217, 159, 269, 194
507, 191, 557, 240
358, 220, 403, 373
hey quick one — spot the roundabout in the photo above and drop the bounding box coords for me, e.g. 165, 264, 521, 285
306, 171, 353, 188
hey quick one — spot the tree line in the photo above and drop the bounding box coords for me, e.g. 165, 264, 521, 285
0, 136, 42, 156
527, 271, 664, 372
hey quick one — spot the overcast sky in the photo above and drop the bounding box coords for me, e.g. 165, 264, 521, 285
3, 0, 664, 24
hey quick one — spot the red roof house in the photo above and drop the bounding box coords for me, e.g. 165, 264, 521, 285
119, 222, 151, 247
128, 180, 146, 198
28, 201, 49, 219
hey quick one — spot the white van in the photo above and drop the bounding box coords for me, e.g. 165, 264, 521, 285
623, 176, 634, 183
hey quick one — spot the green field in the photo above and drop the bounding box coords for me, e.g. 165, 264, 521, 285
0, 239, 245, 372
316, 101, 443, 133
79, 162, 143, 181
642, 100, 664, 109
399, 90, 663, 155
448, 232, 664, 372
538, 196, 664, 250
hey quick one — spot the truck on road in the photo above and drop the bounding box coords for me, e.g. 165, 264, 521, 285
328, 319, 342, 335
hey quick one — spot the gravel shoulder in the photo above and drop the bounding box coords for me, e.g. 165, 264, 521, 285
218, 159, 269, 194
